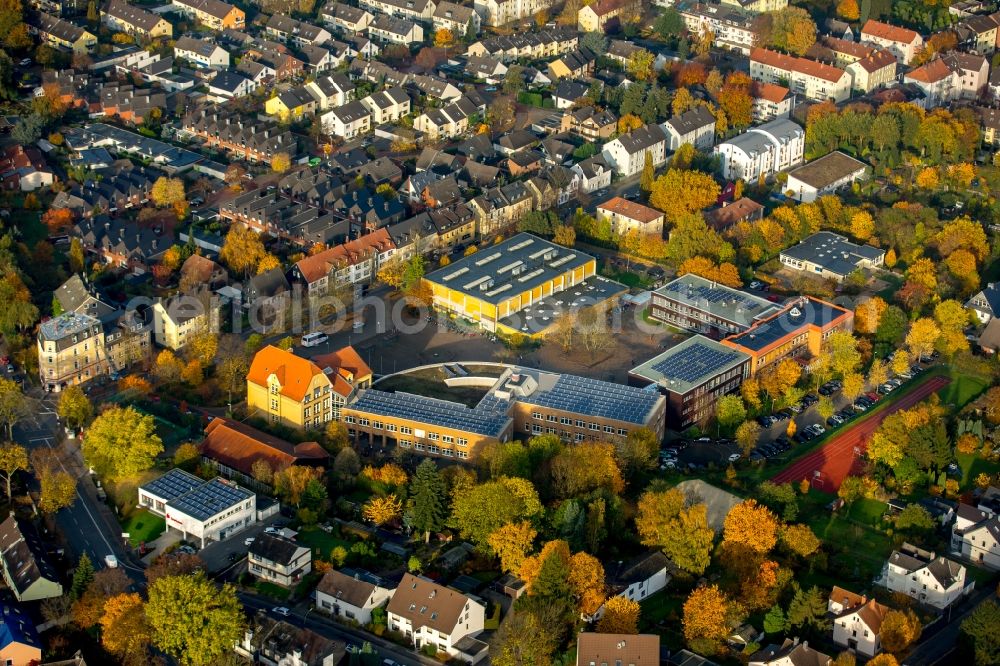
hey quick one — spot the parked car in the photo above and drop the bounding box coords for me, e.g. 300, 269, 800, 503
774, 410, 791, 421
802, 394, 819, 406
757, 415, 776, 427
727, 453, 742, 463
827, 415, 843, 427
789, 403, 804, 414
264, 526, 280, 535
244, 537, 255, 546
749, 280, 764, 289
694, 436, 712, 443
104, 555, 118, 568
272, 607, 291, 617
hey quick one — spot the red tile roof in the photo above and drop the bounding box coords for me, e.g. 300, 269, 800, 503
312, 345, 373, 399
906, 57, 952, 83
750, 47, 847, 84
247, 345, 327, 401
294, 228, 395, 284
597, 196, 664, 224
200, 416, 328, 478
861, 19, 921, 46
751, 81, 790, 104
852, 48, 897, 73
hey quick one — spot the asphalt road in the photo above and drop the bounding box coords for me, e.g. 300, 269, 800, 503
238, 591, 440, 666
903, 586, 996, 666
13, 393, 146, 586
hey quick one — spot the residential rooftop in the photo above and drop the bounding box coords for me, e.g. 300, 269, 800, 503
780, 231, 885, 277
787, 151, 868, 189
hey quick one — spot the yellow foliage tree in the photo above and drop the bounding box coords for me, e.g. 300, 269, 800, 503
362, 463, 408, 487
915, 167, 939, 189
855, 296, 887, 335
362, 494, 403, 525
906, 317, 941, 361
682, 585, 731, 649
723, 499, 779, 554
649, 169, 721, 223
100, 592, 151, 662
596, 595, 641, 634
569, 551, 606, 615
433, 28, 454, 47
780, 523, 820, 557
271, 152, 291, 173
880, 609, 922, 654
837, 0, 859, 19
488, 521, 537, 573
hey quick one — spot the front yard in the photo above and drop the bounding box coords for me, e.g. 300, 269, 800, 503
120, 509, 165, 547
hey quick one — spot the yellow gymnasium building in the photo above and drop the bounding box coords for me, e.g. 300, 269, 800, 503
423, 233, 623, 335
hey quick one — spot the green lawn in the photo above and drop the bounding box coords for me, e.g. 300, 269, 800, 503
845, 497, 888, 526
958, 451, 1000, 490
602, 269, 650, 289
639, 591, 686, 650
297, 526, 353, 559
805, 510, 892, 585
936, 369, 990, 410
255, 581, 291, 601
120, 509, 165, 546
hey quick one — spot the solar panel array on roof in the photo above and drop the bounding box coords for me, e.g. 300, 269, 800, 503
528, 374, 661, 425
167, 478, 254, 523
141, 468, 203, 501
350, 390, 511, 436
662, 281, 764, 312
651, 342, 745, 384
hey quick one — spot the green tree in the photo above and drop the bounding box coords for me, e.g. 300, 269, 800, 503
490, 604, 562, 666
787, 585, 828, 633
654, 8, 684, 40
407, 459, 448, 542
715, 395, 746, 436
640, 151, 655, 193
449, 477, 543, 549
896, 504, 934, 533
82, 406, 163, 480
70, 553, 94, 600
876, 306, 908, 344
0, 378, 28, 438
0, 442, 27, 500
57, 385, 92, 430
146, 573, 244, 666
959, 600, 1000, 665
764, 605, 787, 634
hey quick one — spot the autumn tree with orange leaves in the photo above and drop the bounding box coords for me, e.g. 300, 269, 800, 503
683, 585, 738, 655
723, 499, 779, 554
717, 72, 753, 130
101, 592, 152, 663
488, 521, 537, 574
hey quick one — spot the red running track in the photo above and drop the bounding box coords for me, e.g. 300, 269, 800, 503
771, 375, 951, 491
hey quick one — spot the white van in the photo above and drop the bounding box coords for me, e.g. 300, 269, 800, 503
301, 331, 328, 347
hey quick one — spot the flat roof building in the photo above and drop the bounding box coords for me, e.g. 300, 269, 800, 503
424, 233, 612, 334
138, 469, 256, 547
721, 295, 853, 374
779, 231, 885, 281
649, 274, 780, 338
343, 363, 666, 458
785, 151, 869, 203
629, 335, 750, 430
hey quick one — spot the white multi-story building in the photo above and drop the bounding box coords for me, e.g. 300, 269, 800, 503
359, 0, 435, 21
844, 48, 897, 93
905, 52, 989, 106
860, 19, 923, 64
952, 496, 1000, 570
473, 0, 558, 27
322, 101, 373, 139
601, 124, 668, 177
827, 587, 889, 659
750, 47, 851, 103
661, 105, 716, 151
138, 469, 256, 548
360, 87, 411, 124
750, 82, 793, 122
174, 36, 229, 68
386, 573, 485, 657
678, 1, 757, 54
248, 533, 312, 588
315, 569, 395, 625
714, 118, 804, 182
879, 543, 968, 609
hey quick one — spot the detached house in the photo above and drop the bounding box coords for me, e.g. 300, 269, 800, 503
248, 533, 312, 588
322, 100, 373, 139
880, 543, 967, 609
577, 0, 639, 33
174, 36, 229, 68
572, 155, 612, 192
433, 1, 479, 36
828, 587, 889, 658
952, 500, 1000, 570
413, 96, 478, 139
323, 3, 374, 33
30, 13, 97, 53
0, 603, 42, 666
387, 573, 486, 658
171, 0, 245, 30
966, 283, 1000, 323
860, 19, 923, 64
103, 0, 173, 38
598, 197, 666, 238
714, 118, 804, 182
576, 633, 659, 666
152, 291, 220, 351
749, 639, 831, 666
662, 105, 716, 151
602, 124, 668, 177
0, 516, 62, 602
316, 569, 395, 624
561, 106, 617, 141
360, 86, 411, 124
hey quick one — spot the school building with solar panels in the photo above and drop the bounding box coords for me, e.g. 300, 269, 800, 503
629, 335, 751, 430
423, 233, 626, 335
341, 364, 666, 458
138, 469, 258, 547
649, 274, 780, 338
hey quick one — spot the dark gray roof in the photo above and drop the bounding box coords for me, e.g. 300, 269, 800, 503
249, 533, 306, 565
614, 124, 667, 155
140, 468, 203, 501
780, 231, 884, 276
787, 151, 868, 189
553, 79, 591, 102
726, 297, 850, 352
167, 477, 254, 522
0, 516, 61, 598
664, 106, 716, 136
630, 335, 749, 395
